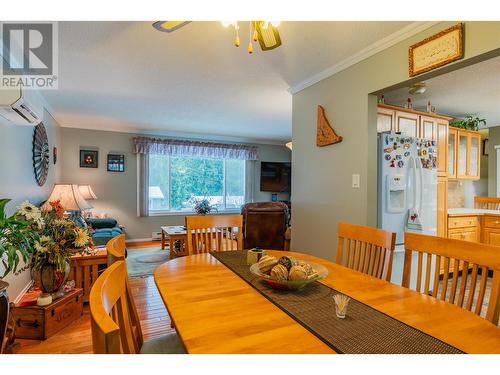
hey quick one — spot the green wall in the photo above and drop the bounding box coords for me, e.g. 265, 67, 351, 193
292, 22, 500, 261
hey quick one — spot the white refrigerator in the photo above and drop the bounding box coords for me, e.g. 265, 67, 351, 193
378, 133, 438, 246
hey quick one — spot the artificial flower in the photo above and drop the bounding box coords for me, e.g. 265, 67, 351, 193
74, 227, 91, 247
49, 200, 65, 218
17, 201, 41, 221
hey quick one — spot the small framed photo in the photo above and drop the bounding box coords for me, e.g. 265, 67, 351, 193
80, 150, 98, 168
107, 154, 125, 172
271, 193, 278, 202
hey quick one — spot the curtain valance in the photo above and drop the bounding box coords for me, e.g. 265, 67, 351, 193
133, 137, 258, 161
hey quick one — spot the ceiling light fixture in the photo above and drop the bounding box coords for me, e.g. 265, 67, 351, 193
408, 82, 427, 95
220, 21, 282, 53
153, 21, 281, 54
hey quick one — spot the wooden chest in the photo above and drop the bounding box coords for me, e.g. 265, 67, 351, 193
11, 289, 83, 340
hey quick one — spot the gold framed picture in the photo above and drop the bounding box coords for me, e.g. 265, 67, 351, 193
409, 23, 464, 77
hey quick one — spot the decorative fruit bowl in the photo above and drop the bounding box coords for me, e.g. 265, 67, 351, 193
250, 255, 329, 290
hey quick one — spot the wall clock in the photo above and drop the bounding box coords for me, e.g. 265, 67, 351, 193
32, 123, 50, 186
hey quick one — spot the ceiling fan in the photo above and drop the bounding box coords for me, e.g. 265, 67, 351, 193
152, 21, 282, 54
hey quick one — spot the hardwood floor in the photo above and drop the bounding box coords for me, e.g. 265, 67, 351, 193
11, 241, 174, 354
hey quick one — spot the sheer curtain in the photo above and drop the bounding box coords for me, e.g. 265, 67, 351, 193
134, 137, 258, 216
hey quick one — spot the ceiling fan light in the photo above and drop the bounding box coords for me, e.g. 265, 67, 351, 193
255, 22, 282, 51
152, 21, 191, 33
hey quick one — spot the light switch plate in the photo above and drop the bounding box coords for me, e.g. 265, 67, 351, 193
352, 174, 360, 188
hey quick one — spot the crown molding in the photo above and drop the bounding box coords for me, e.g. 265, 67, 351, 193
59, 123, 289, 146
288, 21, 440, 95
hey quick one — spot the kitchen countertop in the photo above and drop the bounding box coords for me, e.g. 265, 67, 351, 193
448, 208, 500, 216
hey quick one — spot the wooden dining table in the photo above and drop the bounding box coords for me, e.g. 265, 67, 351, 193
153, 250, 500, 354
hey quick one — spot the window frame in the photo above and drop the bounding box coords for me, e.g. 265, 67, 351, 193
147, 154, 246, 216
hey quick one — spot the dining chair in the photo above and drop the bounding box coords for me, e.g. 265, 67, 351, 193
106, 234, 126, 266
336, 223, 396, 281
90, 260, 186, 353
474, 196, 500, 210
403, 232, 500, 325
185, 215, 243, 255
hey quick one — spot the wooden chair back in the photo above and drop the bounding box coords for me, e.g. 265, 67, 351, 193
474, 196, 500, 210
106, 234, 126, 266
336, 223, 396, 281
185, 215, 243, 255
104, 234, 143, 346
89, 261, 144, 353
403, 232, 500, 325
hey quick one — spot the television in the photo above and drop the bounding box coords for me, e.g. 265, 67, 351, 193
260, 162, 291, 193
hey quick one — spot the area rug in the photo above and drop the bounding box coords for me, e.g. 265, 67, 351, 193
126, 246, 170, 278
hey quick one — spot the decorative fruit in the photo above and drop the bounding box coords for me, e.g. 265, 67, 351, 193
278, 256, 293, 271
299, 261, 315, 276
288, 265, 308, 281
270, 264, 288, 281
258, 255, 278, 274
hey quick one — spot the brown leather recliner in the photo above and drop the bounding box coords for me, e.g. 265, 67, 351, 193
241, 202, 290, 250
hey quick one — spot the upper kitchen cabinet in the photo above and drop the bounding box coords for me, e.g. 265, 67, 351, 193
377, 106, 395, 133
468, 132, 480, 178
421, 116, 448, 177
395, 111, 419, 137
449, 127, 481, 180
448, 128, 458, 178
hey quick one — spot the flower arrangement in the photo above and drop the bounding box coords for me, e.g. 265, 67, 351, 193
190, 196, 218, 215
0, 198, 93, 278
31, 200, 92, 273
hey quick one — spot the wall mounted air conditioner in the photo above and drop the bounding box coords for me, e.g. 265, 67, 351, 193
0, 86, 41, 126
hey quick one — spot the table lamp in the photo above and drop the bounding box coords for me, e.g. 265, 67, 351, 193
78, 185, 98, 200
42, 184, 92, 222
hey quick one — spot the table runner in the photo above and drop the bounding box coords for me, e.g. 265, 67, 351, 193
210, 251, 463, 354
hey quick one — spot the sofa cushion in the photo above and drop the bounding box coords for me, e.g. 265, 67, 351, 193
86, 218, 118, 229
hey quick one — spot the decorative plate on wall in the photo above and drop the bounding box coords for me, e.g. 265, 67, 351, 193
32, 123, 50, 186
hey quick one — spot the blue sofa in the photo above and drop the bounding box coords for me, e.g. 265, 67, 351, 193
85, 218, 123, 246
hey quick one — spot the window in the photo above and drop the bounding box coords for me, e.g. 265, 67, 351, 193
148, 155, 246, 213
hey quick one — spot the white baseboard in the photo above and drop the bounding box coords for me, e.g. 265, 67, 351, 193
13, 280, 34, 304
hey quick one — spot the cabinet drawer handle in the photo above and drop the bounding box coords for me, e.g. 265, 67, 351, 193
16, 318, 40, 328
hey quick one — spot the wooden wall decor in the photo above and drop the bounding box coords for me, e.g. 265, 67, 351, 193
316, 105, 343, 147
409, 23, 464, 77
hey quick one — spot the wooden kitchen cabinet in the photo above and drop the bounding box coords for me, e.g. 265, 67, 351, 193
437, 176, 447, 237
481, 215, 500, 245
452, 127, 481, 180
447, 215, 479, 242
448, 128, 458, 178
377, 107, 395, 133
396, 111, 419, 137
436, 121, 448, 177
482, 228, 500, 246
468, 132, 480, 179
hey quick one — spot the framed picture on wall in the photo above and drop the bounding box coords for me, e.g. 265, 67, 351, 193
80, 150, 98, 168
107, 154, 125, 172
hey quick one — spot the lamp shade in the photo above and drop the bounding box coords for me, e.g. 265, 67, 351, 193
78, 185, 98, 200
42, 184, 92, 211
